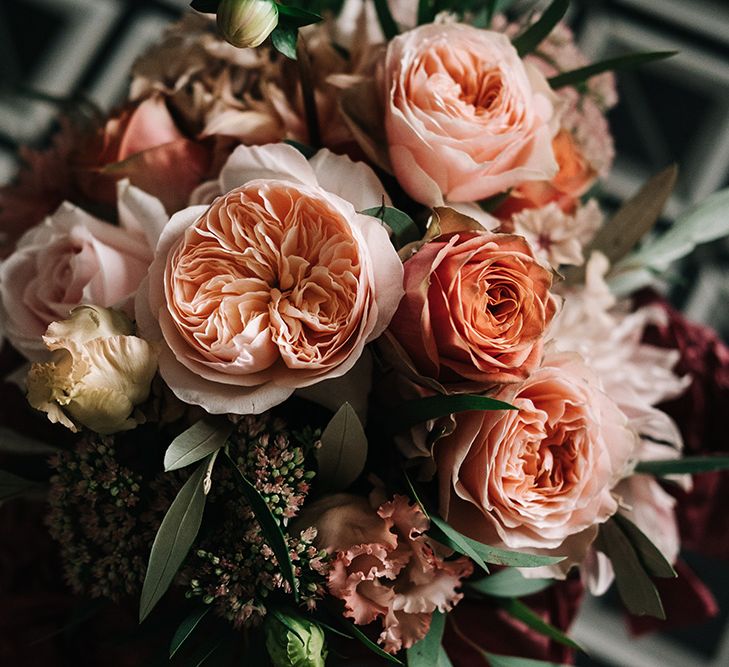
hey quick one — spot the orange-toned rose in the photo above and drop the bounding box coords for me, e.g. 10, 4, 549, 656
137, 143, 403, 415
384, 23, 558, 206
495, 129, 596, 219
385, 229, 558, 391
436, 352, 638, 562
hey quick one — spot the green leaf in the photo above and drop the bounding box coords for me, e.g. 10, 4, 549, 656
190, 0, 219, 13
564, 165, 678, 287
224, 451, 299, 602
316, 402, 368, 492
169, 606, 211, 658
498, 598, 582, 651
389, 394, 517, 432
271, 24, 298, 60
468, 569, 553, 598
437, 647, 454, 667
512, 0, 570, 57
0, 470, 40, 501
345, 620, 403, 665
485, 653, 567, 667
612, 514, 676, 578
595, 520, 665, 619
429, 516, 564, 571
373, 0, 399, 40
548, 51, 676, 89
140, 459, 209, 622
277, 5, 322, 27
610, 187, 729, 296
361, 205, 421, 249
635, 455, 729, 476
407, 609, 446, 666
164, 417, 233, 472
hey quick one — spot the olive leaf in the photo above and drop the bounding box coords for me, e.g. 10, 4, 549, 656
407, 610, 446, 667
512, 0, 570, 56
498, 598, 582, 651
316, 402, 368, 492
140, 458, 209, 621
548, 51, 676, 89
635, 455, 729, 476
468, 569, 553, 598
164, 417, 233, 472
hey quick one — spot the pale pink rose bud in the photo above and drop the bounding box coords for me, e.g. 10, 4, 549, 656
27, 306, 158, 435
216, 0, 279, 49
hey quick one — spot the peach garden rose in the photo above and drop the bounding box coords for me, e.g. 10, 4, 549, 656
385, 228, 558, 391
435, 351, 638, 568
384, 22, 559, 206
137, 143, 404, 414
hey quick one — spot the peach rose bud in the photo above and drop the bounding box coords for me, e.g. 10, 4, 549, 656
217, 0, 279, 49
27, 306, 158, 435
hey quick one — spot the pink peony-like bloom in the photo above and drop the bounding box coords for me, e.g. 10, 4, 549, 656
137, 143, 403, 415
384, 23, 558, 206
0, 196, 153, 360
386, 229, 558, 391
436, 352, 638, 564
299, 493, 473, 654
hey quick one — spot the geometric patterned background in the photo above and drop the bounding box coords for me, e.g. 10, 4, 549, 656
1, 1, 728, 664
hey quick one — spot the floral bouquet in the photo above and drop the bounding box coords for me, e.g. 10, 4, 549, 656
2, 0, 729, 665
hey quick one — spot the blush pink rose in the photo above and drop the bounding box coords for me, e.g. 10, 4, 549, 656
436, 352, 638, 560
384, 23, 558, 206
0, 202, 152, 360
299, 493, 473, 654
137, 143, 404, 415
386, 230, 558, 391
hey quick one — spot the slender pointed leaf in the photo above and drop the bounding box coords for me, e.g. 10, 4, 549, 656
316, 402, 368, 492
595, 520, 665, 619
374, 0, 399, 39
0, 470, 41, 501
512, 0, 570, 56
224, 452, 299, 601
271, 25, 298, 60
277, 5, 322, 27
164, 417, 233, 472
346, 620, 403, 665
140, 459, 209, 622
169, 606, 211, 658
499, 599, 582, 651
548, 51, 676, 89
407, 609, 446, 666
635, 456, 729, 476
613, 514, 676, 578
430, 515, 564, 570
389, 394, 516, 432
469, 569, 553, 598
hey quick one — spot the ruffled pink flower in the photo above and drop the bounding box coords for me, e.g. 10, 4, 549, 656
137, 143, 403, 415
300, 493, 472, 654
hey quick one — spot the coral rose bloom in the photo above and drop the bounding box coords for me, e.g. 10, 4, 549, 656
436, 352, 638, 554
137, 144, 403, 414
384, 23, 558, 206
386, 230, 557, 391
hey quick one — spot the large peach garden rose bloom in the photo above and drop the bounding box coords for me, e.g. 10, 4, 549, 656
137, 143, 404, 414
435, 352, 638, 570
386, 229, 558, 391
384, 23, 559, 206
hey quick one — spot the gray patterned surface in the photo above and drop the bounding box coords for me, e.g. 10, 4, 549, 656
1, 0, 728, 664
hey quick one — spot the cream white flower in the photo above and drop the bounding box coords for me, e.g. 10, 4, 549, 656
27, 306, 158, 434
217, 0, 279, 49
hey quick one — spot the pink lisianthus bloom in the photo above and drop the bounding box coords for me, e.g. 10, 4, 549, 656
298, 493, 473, 654
435, 351, 638, 573
385, 229, 558, 392
384, 22, 558, 206
136, 143, 404, 415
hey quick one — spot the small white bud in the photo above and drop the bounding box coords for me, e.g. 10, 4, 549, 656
216, 0, 279, 49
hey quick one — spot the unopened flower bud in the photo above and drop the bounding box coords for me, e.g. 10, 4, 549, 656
217, 0, 279, 49
26, 306, 158, 435
264, 611, 327, 667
